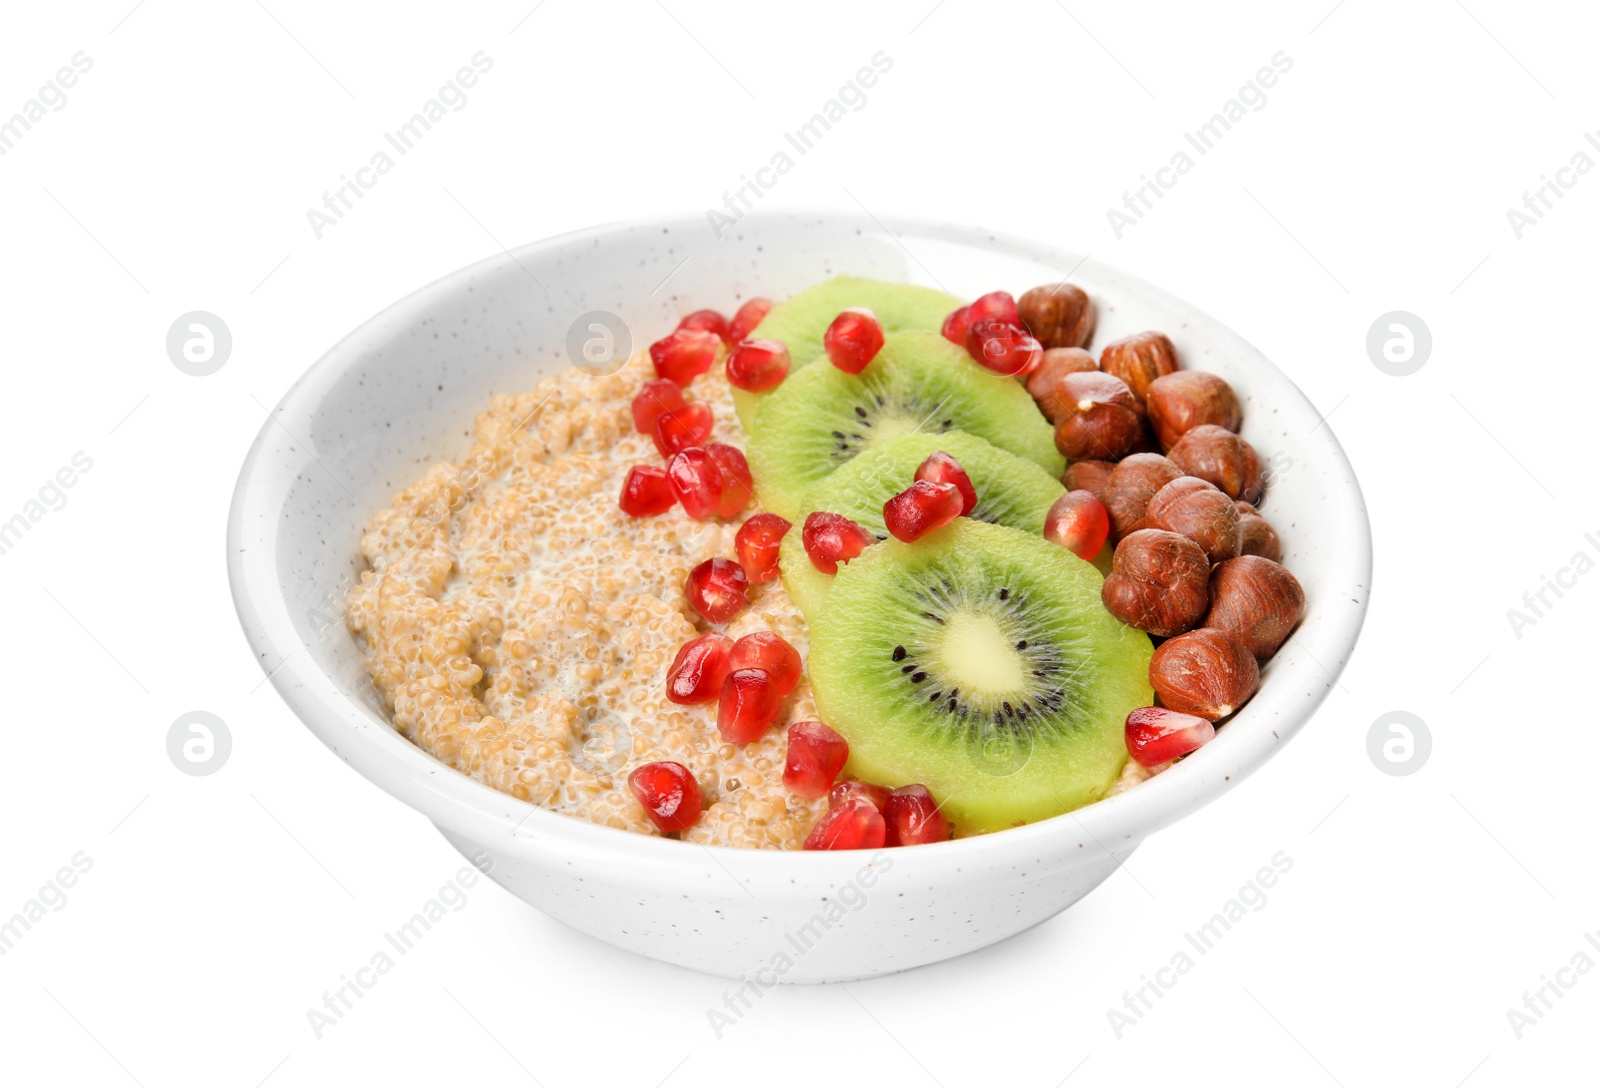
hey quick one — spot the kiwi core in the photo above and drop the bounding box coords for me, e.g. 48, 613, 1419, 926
931, 611, 1028, 695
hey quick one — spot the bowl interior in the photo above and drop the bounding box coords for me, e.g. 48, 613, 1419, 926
232, 211, 1369, 857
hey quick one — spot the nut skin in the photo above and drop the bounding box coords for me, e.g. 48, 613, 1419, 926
1101, 529, 1212, 637
1063, 459, 1116, 502
1026, 348, 1099, 423
1144, 476, 1243, 566
1203, 555, 1305, 660
1052, 371, 1143, 461
1101, 453, 1182, 541
1145, 371, 1242, 451
1100, 331, 1179, 403
1235, 501, 1282, 563
1149, 627, 1259, 720
1018, 283, 1096, 349
1167, 424, 1264, 503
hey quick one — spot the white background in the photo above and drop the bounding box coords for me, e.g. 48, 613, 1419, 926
0, 0, 1594, 1084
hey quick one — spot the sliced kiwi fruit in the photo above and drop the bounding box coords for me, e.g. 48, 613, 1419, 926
747, 331, 1063, 520
779, 432, 1067, 624
808, 519, 1153, 834
732, 276, 963, 430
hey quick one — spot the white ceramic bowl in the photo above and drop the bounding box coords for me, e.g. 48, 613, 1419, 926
227, 212, 1370, 983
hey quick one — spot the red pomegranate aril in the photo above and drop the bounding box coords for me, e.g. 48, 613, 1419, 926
823, 307, 885, 375
804, 798, 887, 850
650, 327, 721, 386
718, 668, 783, 744
707, 443, 752, 518
653, 401, 714, 458
829, 780, 890, 812
967, 290, 1021, 327
726, 338, 791, 392
628, 761, 704, 833
618, 464, 676, 517
884, 785, 951, 846
914, 451, 977, 515
678, 308, 730, 345
631, 379, 686, 435
686, 558, 749, 624
966, 319, 1043, 377
802, 511, 877, 575
728, 297, 773, 343
940, 304, 970, 345
1125, 706, 1216, 767
728, 632, 802, 696
665, 632, 734, 705
1044, 490, 1111, 561
884, 480, 963, 542
783, 720, 850, 798
735, 512, 791, 583
667, 448, 726, 520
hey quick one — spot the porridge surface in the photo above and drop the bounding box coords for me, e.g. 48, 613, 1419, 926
348, 351, 1152, 849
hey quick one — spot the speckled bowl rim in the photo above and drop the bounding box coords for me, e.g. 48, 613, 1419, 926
227, 211, 1372, 883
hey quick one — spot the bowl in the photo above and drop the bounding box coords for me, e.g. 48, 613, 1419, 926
227, 211, 1371, 983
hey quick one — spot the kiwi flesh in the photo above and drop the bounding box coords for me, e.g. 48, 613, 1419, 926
747, 331, 1064, 520
779, 431, 1067, 624
732, 276, 963, 430
807, 519, 1153, 834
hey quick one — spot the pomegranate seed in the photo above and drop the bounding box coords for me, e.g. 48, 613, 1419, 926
823, 307, 885, 374
801, 511, 876, 575
718, 668, 783, 744
665, 632, 733, 705
966, 319, 1043, 376
829, 780, 890, 812
686, 558, 749, 624
883, 480, 963, 543
883, 785, 950, 846
914, 451, 977, 516
666, 448, 725, 520
618, 464, 676, 517
628, 761, 704, 833
678, 308, 730, 345
783, 721, 849, 798
940, 305, 970, 345
1126, 706, 1216, 767
804, 798, 886, 850
1044, 490, 1111, 561
650, 327, 720, 386
707, 443, 752, 518
735, 512, 791, 583
631, 379, 686, 435
729, 632, 802, 696
727, 297, 773, 343
726, 339, 791, 392
968, 290, 1021, 327
653, 401, 714, 458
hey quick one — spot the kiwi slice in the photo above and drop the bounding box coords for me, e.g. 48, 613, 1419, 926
808, 519, 1153, 834
779, 432, 1066, 624
732, 276, 963, 430
747, 331, 1063, 520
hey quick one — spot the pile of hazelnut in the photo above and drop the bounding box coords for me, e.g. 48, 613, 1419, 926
1013, 284, 1305, 769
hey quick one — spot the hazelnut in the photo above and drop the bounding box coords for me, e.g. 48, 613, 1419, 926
1063, 459, 1116, 501
1145, 371, 1242, 450
1149, 627, 1259, 720
1101, 453, 1182, 541
1166, 425, 1264, 503
1018, 283, 1096, 349
1101, 529, 1211, 637
1099, 331, 1179, 403
1052, 371, 1143, 461
1144, 476, 1243, 565
1026, 348, 1099, 423
1235, 501, 1282, 563
1203, 555, 1305, 660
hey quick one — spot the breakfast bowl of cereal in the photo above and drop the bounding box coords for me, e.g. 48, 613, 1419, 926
227, 211, 1370, 982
